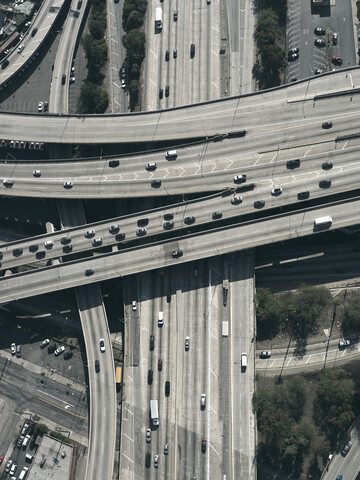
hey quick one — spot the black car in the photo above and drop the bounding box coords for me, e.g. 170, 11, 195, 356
95, 360, 100, 373
1, 59, 9, 69
85, 268, 94, 276
173, 10, 178, 21
61, 236, 71, 245
164, 213, 174, 221
138, 218, 148, 227
48, 343, 57, 354
63, 245, 72, 253
322, 161, 333, 170
184, 216, 195, 225
64, 350, 73, 360
151, 179, 161, 188
145, 453, 151, 468
341, 440, 352, 457
115, 233, 125, 241
297, 191, 310, 200
314, 39, 326, 47
319, 180, 331, 188
172, 249, 183, 258
286, 159, 300, 169
36, 251, 46, 259
62, 74, 66, 85
165, 50, 169, 61
163, 221, 174, 230
254, 200, 265, 208
31, 27, 38, 37
109, 160, 119, 167
150, 335, 155, 351
148, 369, 153, 385
165, 85, 170, 97
314, 27, 325, 35
29, 244, 39, 252
13, 248, 23, 257
212, 211, 222, 219
159, 88, 163, 99
165, 381, 170, 396
190, 43, 195, 57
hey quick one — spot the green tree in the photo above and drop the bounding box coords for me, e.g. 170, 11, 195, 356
255, 288, 281, 340
34, 423, 48, 436
128, 79, 139, 110
342, 295, 360, 334
122, 29, 145, 64
127, 9, 144, 29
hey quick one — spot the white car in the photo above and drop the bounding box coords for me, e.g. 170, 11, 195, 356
146, 428, 151, 443
185, 337, 190, 351
121, 79, 126, 89
271, 187, 282, 196
38, 102, 43, 112
99, 338, 105, 352
40, 338, 50, 348
11, 343, 16, 355
154, 455, 159, 468
234, 174, 246, 183
231, 195, 242, 205
132, 301, 137, 311
54, 346, 65, 356
33, 169, 42, 177
17, 44, 24, 53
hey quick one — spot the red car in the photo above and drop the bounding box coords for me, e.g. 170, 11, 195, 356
332, 56, 343, 66
322, 122, 333, 129
158, 359, 162, 371
0, 455, 3, 465
201, 438, 206, 453
333, 33, 338, 45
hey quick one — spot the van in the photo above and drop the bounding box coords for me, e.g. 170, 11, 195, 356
25, 453, 33, 462
16, 344, 21, 357
158, 311, 164, 326
22, 434, 30, 448
19, 467, 29, 480
165, 150, 177, 159
241, 353, 247, 368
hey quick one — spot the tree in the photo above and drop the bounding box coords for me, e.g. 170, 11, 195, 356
128, 79, 139, 110
34, 423, 48, 436
255, 288, 281, 339
122, 29, 145, 65
127, 9, 144, 29
342, 295, 360, 334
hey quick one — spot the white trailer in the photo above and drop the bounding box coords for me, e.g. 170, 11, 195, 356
222, 321, 229, 337
155, 8, 162, 30
314, 216, 332, 228
150, 400, 159, 426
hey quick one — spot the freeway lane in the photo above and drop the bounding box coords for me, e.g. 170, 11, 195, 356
3, 154, 360, 271
1, 197, 360, 304
0, 69, 359, 144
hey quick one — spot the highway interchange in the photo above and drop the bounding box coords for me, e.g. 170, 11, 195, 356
0, 0, 359, 479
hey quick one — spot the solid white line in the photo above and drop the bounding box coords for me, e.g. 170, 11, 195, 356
37, 389, 75, 407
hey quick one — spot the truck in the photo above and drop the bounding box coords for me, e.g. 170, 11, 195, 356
158, 311, 164, 326
150, 400, 159, 426
314, 216, 332, 229
155, 8, 162, 30
115, 367, 122, 385
222, 321, 229, 337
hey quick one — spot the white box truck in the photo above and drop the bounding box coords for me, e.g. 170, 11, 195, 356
314, 216, 332, 229
158, 311, 164, 326
155, 8, 162, 30
150, 400, 159, 426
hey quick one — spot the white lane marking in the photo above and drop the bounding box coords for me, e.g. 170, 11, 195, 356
37, 389, 75, 407
123, 432, 134, 443
122, 452, 134, 464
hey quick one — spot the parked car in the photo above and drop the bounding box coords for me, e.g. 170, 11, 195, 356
11, 343, 16, 355
54, 346, 65, 356
333, 32, 338, 45
339, 339, 351, 349
40, 339, 50, 348
332, 56, 343, 66
341, 440, 352, 457
260, 351, 271, 358
314, 39, 326, 47
314, 27, 325, 35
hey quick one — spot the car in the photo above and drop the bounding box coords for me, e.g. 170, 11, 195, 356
40, 339, 50, 348
271, 187, 282, 196
165, 85, 170, 97
151, 179, 161, 188
172, 249, 183, 258
33, 169, 42, 177
163, 221, 174, 230
146, 429, 151, 443
146, 162, 157, 170
148, 369, 153, 384
62, 74, 66, 85
297, 191, 309, 200
185, 337, 190, 350
173, 48, 177, 58
108, 224, 119, 234
319, 179, 331, 188
231, 195, 242, 204
121, 67, 126, 78
190, 43, 195, 57
150, 335, 155, 350
17, 435, 24, 447
63, 181, 73, 188
44, 101, 48, 111
11, 343, 16, 354
5, 459, 13, 473
48, 343, 57, 353
254, 200, 265, 208
164, 443, 169, 454
165, 50, 169, 61
159, 88, 163, 99
333, 32, 338, 45
3, 178, 14, 187
136, 228, 147, 236
0, 455, 3, 465
54, 346, 65, 356
314, 39, 325, 48
332, 56, 343, 66
158, 358, 162, 371
13, 248, 23, 256
85, 268, 94, 276
95, 360, 100, 373
201, 393, 206, 410
339, 339, 351, 348
315, 69, 323, 75
260, 351, 271, 358
63, 244, 72, 253
38, 102, 43, 112
314, 27, 325, 35
173, 9, 178, 20
121, 79, 125, 89
201, 438, 206, 453
44, 240, 53, 249
164, 213, 174, 221
64, 350, 73, 360
31, 27, 38, 37
322, 121, 332, 129
115, 233, 125, 241
1, 59, 9, 69
131, 300, 137, 311
18, 44, 24, 53
234, 174, 246, 183
288, 53, 299, 61
154, 455, 159, 468
322, 161, 333, 170
165, 380, 170, 396
288, 48, 299, 54
85, 229, 95, 238
99, 339, 105, 352
109, 160, 119, 167
212, 211, 222, 219
286, 159, 300, 169
70, 76, 75, 84
92, 238, 102, 247
336, 475, 343, 480
145, 453, 151, 468
184, 216, 195, 225
341, 440, 352, 456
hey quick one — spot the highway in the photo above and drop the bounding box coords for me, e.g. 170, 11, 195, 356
0, 68, 359, 144
0, 196, 359, 304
